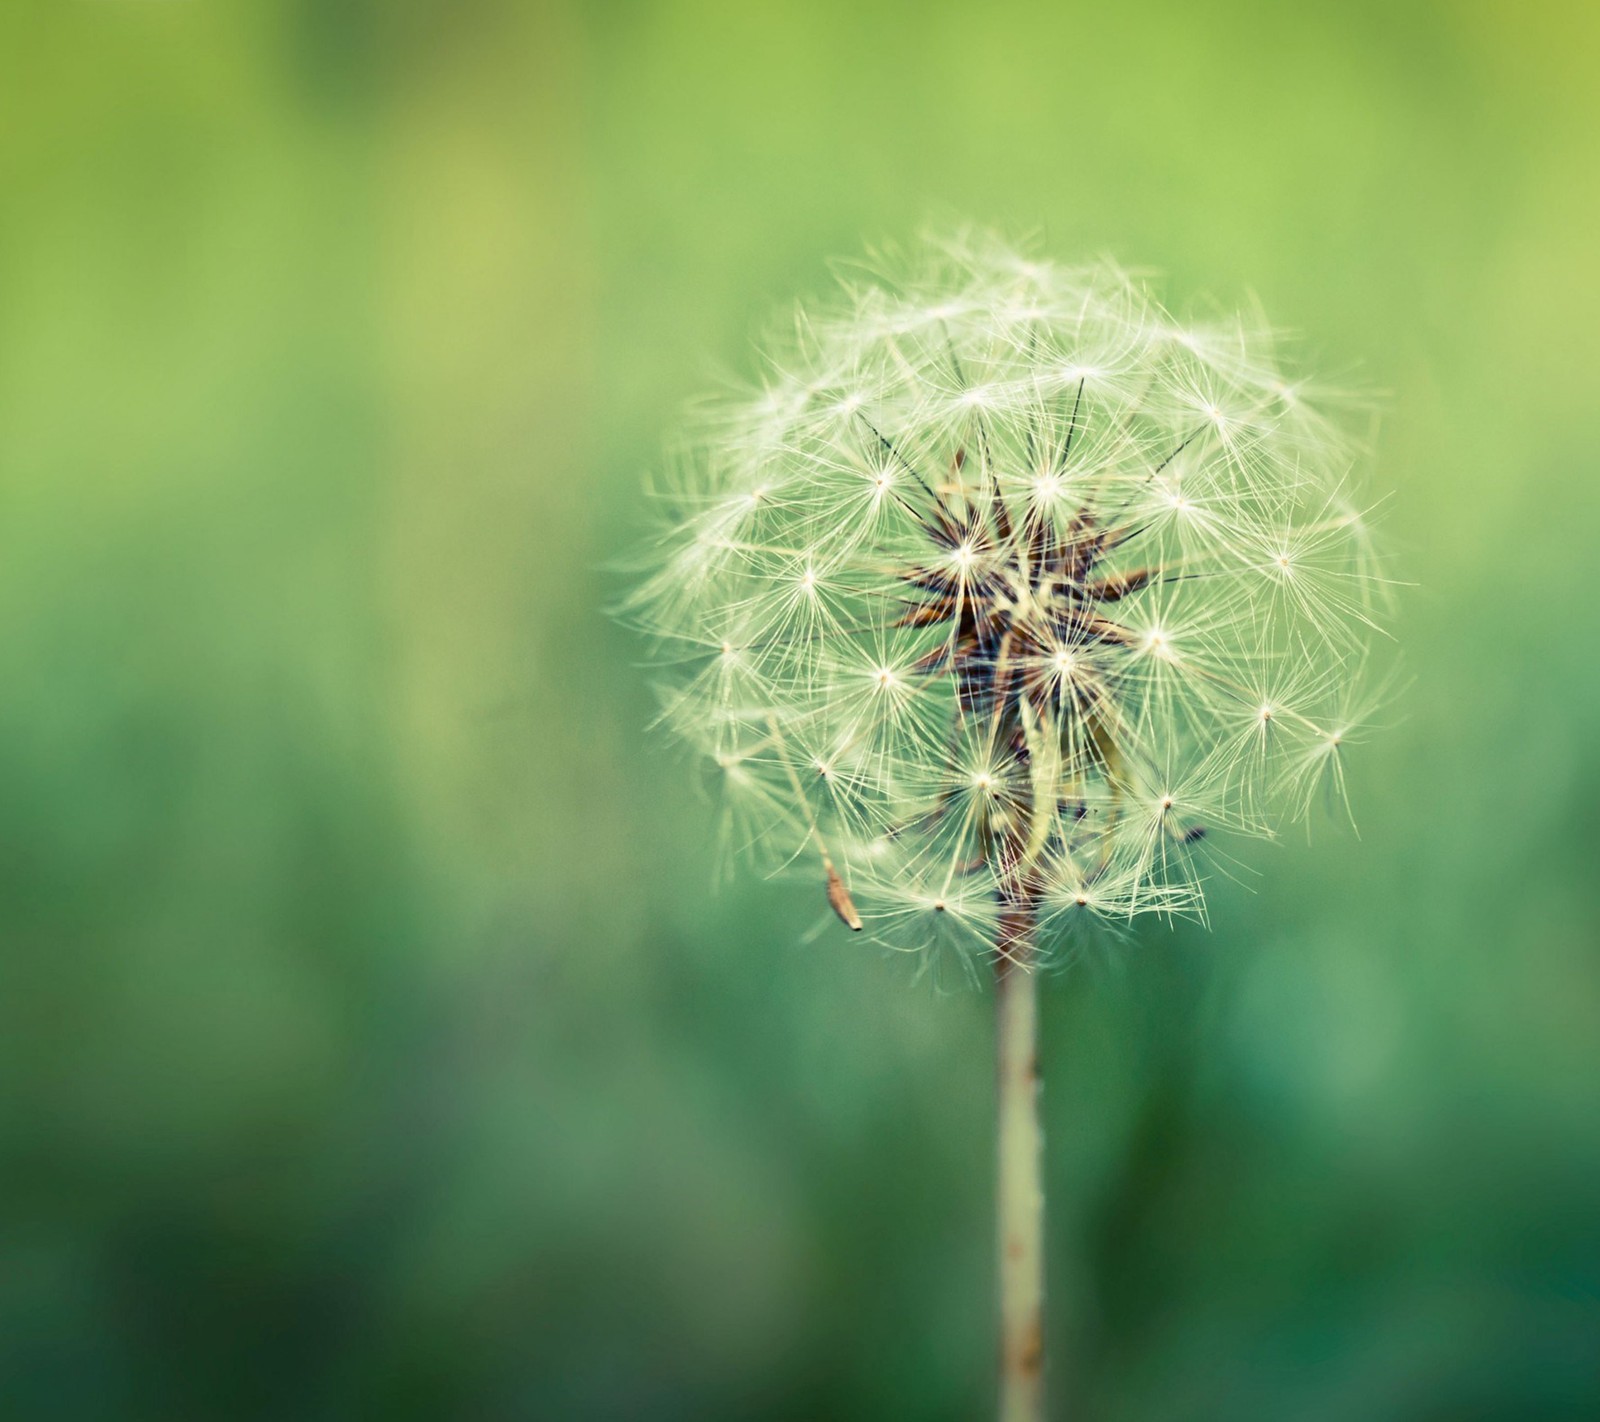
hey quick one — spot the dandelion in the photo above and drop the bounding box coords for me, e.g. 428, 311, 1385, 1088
621, 229, 1394, 1422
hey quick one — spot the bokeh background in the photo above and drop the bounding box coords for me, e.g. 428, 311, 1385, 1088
3, 1, 1599, 1418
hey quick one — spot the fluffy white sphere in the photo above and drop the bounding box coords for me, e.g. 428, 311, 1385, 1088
624, 231, 1392, 969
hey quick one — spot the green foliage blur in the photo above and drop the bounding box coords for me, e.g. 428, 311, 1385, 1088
3, 2, 1597, 1418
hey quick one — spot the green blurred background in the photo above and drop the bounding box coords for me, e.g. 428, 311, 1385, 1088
3, 2, 1598, 1418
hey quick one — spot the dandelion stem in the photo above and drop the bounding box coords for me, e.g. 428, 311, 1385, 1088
996, 899, 1045, 1422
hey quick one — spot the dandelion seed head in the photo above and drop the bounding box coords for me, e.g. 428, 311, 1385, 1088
620, 229, 1397, 967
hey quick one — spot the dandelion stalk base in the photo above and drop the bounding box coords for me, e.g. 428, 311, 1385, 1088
996, 904, 1044, 1422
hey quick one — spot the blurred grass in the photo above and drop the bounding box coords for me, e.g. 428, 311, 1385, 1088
1, 1, 1598, 1418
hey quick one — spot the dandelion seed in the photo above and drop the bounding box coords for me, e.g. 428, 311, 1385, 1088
1032, 471, 1065, 503
825, 861, 863, 931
